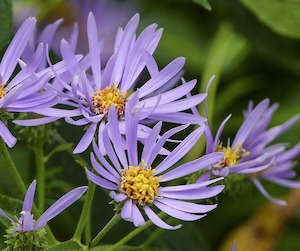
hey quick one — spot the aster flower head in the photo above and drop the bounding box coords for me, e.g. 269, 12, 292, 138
204, 98, 300, 205
47, 12, 206, 154
0, 180, 87, 233
54, 0, 139, 61
0, 17, 59, 147
85, 105, 224, 229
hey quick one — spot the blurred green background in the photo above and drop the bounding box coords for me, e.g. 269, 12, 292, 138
0, 0, 299, 250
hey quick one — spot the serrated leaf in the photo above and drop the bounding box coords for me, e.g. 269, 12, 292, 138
44, 240, 84, 251
241, 0, 300, 39
0, 0, 12, 51
193, 0, 212, 11
0, 194, 22, 228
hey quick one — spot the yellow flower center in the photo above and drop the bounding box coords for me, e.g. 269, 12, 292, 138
0, 84, 6, 99
91, 84, 126, 117
120, 162, 161, 206
214, 143, 250, 168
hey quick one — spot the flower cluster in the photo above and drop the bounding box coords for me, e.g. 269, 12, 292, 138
0, 2, 299, 250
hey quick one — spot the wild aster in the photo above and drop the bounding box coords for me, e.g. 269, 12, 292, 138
85, 106, 224, 229
0, 17, 59, 147
44, 12, 206, 153
0, 180, 87, 249
56, 0, 139, 61
204, 98, 300, 205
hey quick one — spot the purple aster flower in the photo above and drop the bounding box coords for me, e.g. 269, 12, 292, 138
54, 0, 139, 62
0, 180, 87, 232
203, 98, 300, 205
36, 12, 206, 153
85, 105, 224, 229
0, 17, 59, 147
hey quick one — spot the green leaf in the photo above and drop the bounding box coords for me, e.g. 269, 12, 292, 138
44, 241, 84, 251
90, 245, 169, 251
0, 194, 22, 228
193, 0, 212, 11
0, 0, 12, 52
241, 0, 300, 39
44, 143, 73, 162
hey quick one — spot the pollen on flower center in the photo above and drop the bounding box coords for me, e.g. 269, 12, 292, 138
91, 84, 126, 117
0, 84, 6, 99
120, 162, 161, 206
214, 143, 250, 168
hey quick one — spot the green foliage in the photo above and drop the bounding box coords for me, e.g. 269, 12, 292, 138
4, 227, 49, 251
193, 0, 212, 11
241, 0, 300, 39
0, 194, 22, 228
43, 241, 83, 251
0, 0, 12, 52
90, 245, 170, 251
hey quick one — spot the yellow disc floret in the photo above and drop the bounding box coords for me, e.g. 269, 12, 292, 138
120, 162, 161, 206
91, 84, 126, 117
215, 143, 250, 167
0, 84, 6, 99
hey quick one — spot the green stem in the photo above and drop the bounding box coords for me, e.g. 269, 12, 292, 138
0, 138, 57, 244
89, 213, 121, 248
105, 217, 154, 251
73, 180, 96, 242
142, 227, 164, 247
83, 206, 92, 244
34, 141, 45, 212
0, 138, 27, 194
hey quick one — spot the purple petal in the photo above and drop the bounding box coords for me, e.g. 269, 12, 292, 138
109, 191, 127, 202
0, 121, 17, 148
263, 176, 300, 189
212, 114, 232, 152
155, 127, 204, 175
153, 201, 206, 221
87, 13, 102, 90
22, 180, 36, 212
34, 212, 48, 230
161, 177, 224, 192
147, 124, 190, 166
0, 17, 36, 82
156, 198, 217, 214
121, 199, 132, 221
13, 117, 60, 126
35, 186, 88, 228
143, 205, 181, 230
110, 14, 140, 85
7, 43, 44, 89
149, 94, 206, 114
232, 99, 269, 147
108, 107, 128, 168
161, 152, 224, 182
147, 112, 206, 125
161, 185, 224, 200
276, 143, 300, 163
0, 208, 15, 223
85, 168, 118, 190
90, 153, 120, 184
92, 140, 120, 178
250, 177, 287, 206
21, 211, 34, 232
73, 123, 97, 154
141, 121, 162, 164
102, 125, 122, 171
139, 57, 185, 98
125, 103, 139, 166
132, 203, 146, 227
